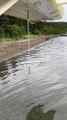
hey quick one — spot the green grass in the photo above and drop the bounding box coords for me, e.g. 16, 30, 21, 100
0, 34, 48, 42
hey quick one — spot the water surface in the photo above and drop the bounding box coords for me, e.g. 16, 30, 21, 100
0, 37, 67, 120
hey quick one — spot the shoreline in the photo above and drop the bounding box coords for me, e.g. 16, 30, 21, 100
0, 35, 57, 63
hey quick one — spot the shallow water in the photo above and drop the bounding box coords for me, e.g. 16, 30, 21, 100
0, 37, 67, 120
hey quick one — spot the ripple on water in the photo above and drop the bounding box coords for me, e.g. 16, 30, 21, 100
0, 37, 67, 120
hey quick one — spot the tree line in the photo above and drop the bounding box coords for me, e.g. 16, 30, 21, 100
0, 14, 67, 41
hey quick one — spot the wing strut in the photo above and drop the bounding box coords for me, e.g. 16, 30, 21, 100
27, 0, 31, 75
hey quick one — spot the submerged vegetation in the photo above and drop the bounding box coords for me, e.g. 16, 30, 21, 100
26, 105, 56, 120
0, 15, 67, 41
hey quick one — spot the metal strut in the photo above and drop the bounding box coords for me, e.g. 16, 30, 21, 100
27, 2, 31, 75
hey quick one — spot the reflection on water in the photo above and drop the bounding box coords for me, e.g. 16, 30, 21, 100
0, 62, 9, 82
26, 105, 56, 120
10, 57, 18, 68
0, 37, 67, 120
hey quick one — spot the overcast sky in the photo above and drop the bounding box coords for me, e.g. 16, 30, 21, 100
56, 0, 67, 22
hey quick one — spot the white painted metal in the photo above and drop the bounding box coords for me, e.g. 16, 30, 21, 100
0, 0, 63, 21
0, 0, 19, 16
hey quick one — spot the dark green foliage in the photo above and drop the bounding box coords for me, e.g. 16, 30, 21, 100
33, 28, 41, 35
0, 14, 67, 41
33, 21, 67, 35
26, 105, 56, 120
0, 15, 26, 40
0, 28, 5, 38
8, 24, 26, 39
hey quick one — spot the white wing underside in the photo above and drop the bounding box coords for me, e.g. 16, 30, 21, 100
0, 0, 63, 21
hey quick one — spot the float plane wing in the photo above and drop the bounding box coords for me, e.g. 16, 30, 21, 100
0, 0, 63, 21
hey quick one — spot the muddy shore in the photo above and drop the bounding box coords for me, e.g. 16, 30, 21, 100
0, 36, 56, 63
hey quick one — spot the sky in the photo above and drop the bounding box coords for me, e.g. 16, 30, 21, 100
56, 0, 67, 22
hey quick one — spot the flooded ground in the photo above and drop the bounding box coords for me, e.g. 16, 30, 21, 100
0, 37, 67, 120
